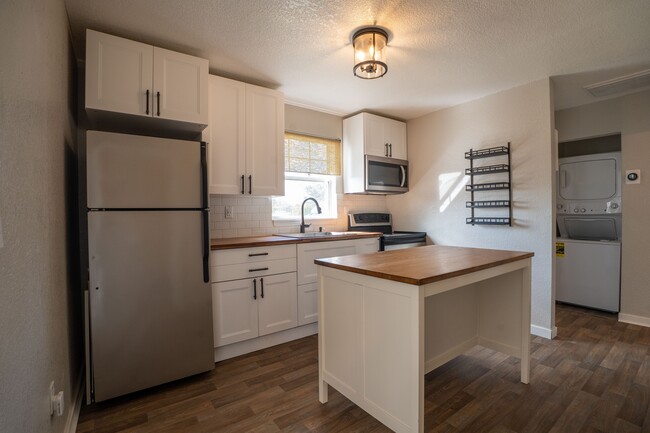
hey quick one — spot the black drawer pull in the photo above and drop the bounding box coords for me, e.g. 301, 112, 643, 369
248, 252, 269, 257
249, 267, 269, 272
253, 278, 257, 300
260, 277, 264, 298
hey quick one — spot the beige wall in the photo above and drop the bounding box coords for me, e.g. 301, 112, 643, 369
555, 89, 650, 323
210, 104, 387, 238
387, 79, 556, 335
0, 0, 81, 432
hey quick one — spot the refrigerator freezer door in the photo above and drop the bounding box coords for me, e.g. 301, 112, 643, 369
556, 239, 621, 312
87, 130, 202, 209
88, 211, 213, 402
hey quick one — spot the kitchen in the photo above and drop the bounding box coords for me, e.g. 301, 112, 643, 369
2, 1, 650, 433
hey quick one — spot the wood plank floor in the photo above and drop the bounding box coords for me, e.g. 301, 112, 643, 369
77, 304, 650, 432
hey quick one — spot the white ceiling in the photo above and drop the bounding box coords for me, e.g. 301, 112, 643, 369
64, 0, 650, 120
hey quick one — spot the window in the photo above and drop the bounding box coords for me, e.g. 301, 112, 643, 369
272, 133, 341, 221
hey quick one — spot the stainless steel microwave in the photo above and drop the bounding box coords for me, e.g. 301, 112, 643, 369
365, 155, 408, 194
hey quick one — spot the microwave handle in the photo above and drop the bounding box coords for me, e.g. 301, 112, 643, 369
400, 165, 406, 187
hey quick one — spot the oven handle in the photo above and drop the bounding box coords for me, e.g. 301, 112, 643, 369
400, 165, 406, 187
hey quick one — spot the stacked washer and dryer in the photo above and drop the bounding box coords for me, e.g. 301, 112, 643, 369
556, 151, 622, 312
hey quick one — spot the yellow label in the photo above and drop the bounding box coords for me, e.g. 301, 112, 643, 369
556, 242, 565, 257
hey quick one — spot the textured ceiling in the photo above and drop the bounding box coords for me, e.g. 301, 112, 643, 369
64, 0, 650, 119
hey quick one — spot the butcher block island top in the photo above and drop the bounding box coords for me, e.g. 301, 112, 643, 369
314, 244, 534, 285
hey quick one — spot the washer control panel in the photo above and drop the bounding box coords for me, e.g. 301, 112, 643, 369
557, 198, 621, 215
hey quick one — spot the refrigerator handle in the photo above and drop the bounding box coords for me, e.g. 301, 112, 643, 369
200, 142, 210, 283
202, 210, 210, 283
200, 142, 208, 209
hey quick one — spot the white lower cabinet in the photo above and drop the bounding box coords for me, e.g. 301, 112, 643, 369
211, 244, 297, 348
257, 273, 298, 336
212, 237, 379, 351
212, 278, 259, 347
297, 237, 380, 325
298, 282, 319, 326
212, 273, 297, 347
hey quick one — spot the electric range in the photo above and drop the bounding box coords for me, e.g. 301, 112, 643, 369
348, 212, 427, 251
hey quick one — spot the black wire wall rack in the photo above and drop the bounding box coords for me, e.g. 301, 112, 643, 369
465, 142, 512, 226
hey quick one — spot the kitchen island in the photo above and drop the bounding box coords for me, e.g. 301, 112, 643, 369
315, 245, 533, 433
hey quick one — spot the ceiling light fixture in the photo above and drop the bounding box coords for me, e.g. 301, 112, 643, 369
352, 27, 388, 79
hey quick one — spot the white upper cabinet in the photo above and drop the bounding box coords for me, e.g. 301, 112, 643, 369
345, 112, 407, 159
207, 75, 284, 196
382, 117, 407, 160
245, 85, 285, 196
206, 76, 246, 194
153, 47, 208, 125
85, 29, 208, 128
85, 30, 153, 117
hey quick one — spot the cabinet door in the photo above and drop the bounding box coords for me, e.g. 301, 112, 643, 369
153, 47, 209, 125
298, 282, 319, 326
355, 237, 380, 254
207, 76, 246, 194
297, 241, 357, 285
85, 29, 153, 117
212, 279, 259, 347
364, 113, 389, 157
245, 85, 285, 196
257, 273, 298, 336
384, 118, 407, 160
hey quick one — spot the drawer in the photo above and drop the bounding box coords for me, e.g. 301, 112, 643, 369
211, 244, 296, 266
212, 258, 297, 283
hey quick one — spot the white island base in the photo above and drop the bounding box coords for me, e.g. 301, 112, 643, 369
316, 247, 532, 433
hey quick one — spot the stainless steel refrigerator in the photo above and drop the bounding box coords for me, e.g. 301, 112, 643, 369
85, 130, 214, 403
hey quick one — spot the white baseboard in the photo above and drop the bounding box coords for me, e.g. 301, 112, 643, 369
214, 323, 318, 362
619, 313, 650, 328
65, 369, 84, 433
531, 324, 557, 339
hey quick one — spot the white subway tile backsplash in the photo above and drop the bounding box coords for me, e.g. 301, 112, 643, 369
209, 193, 388, 239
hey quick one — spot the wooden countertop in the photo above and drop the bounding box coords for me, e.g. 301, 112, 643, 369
315, 245, 534, 285
211, 232, 381, 250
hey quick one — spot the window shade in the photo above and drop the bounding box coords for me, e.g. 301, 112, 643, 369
284, 132, 341, 176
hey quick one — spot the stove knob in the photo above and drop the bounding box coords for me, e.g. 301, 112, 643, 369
611, 203, 619, 209
573, 208, 579, 213
580, 208, 586, 213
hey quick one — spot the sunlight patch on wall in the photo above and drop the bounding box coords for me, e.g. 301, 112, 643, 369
438, 172, 469, 213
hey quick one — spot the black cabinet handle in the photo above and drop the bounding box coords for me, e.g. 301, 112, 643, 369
249, 267, 269, 272
156, 91, 160, 116
253, 278, 257, 300
241, 175, 245, 194
146, 89, 150, 115
248, 252, 269, 257
384, 143, 388, 157
260, 278, 264, 298
389, 143, 392, 157
248, 175, 252, 194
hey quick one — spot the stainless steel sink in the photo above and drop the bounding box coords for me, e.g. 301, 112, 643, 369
275, 232, 349, 239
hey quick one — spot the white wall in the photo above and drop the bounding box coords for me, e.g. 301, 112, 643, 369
0, 0, 81, 432
555, 89, 650, 324
387, 79, 556, 336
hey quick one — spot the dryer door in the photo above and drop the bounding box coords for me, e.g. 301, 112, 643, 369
559, 158, 617, 200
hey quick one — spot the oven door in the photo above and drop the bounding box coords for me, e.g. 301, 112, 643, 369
381, 231, 426, 251
365, 155, 408, 193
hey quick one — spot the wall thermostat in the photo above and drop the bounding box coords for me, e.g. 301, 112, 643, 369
626, 169, 641, 184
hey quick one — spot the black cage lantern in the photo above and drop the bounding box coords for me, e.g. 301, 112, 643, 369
352, 27, 388, 79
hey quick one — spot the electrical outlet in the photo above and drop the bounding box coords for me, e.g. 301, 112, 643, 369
225, 205, 234, 219
49, 381, 64, 417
